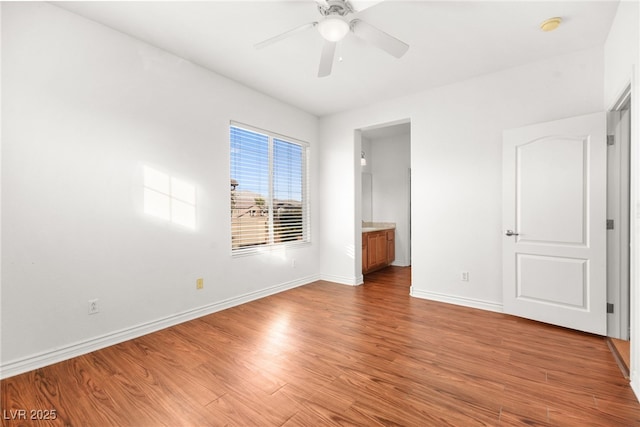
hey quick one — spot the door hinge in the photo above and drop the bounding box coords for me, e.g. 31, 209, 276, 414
607, 219, 614, 230
607, 135, 615, 146
607, 303, 614, 314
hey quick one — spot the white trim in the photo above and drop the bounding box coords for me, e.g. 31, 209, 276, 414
606, 106, 631, 340
0, 275, 319, 380
410, 288, 503, 313
391, 260, 411, 267
629, 64, 640, 400
319, 274, 362, 286
608, 83, 632, 112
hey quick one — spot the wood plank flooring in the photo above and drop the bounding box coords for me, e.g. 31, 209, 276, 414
608, 338, 631, 379
2, 266, 640, 426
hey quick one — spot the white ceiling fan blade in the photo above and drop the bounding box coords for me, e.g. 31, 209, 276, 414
255, 22, 317, 50
350, 19, 409, 58
318, 40, 337, 78
347, 0, 384, 12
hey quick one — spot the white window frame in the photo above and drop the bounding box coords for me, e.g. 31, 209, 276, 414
230, 122, 310, 255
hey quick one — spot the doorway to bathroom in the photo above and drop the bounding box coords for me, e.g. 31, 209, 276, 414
356, 120, 411, 283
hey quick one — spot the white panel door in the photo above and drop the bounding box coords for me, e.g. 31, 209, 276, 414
502, 112, 607, 335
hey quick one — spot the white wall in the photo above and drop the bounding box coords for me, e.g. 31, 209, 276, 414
604, 1, 639, 108
319, 47, 604, 310
1, 2, 319, 377
603, 0, 640, 400
369, 133, 411, 267
361, 138, 373, 222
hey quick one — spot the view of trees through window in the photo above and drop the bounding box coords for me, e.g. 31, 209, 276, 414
230, 125, 307, 251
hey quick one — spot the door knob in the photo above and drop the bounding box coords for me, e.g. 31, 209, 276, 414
505, 230, 519, 236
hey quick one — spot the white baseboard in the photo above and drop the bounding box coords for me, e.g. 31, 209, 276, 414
631, 373, 640, 402
319, 274, 361, 286
410, 288, 503, 313
0, 274, 320, 380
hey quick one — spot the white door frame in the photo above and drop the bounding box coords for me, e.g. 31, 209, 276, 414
620, 67, 640, 400
607, 93, 631, 340
355, 119, 412, 283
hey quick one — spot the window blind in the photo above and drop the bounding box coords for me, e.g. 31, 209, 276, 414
230, 124, 309, 252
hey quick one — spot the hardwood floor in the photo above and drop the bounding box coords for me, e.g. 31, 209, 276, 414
609, 338, 631, 379
2, 266, 640, 426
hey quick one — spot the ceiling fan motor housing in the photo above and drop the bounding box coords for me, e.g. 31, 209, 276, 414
318, 0, 354, 17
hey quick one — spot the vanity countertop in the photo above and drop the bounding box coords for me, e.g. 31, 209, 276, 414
362, 222, 396, 233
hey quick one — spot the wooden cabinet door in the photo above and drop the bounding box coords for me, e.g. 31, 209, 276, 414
367, 233, 378, 269
375, 233, 387, 267
362, 236, 368, 273
387, 230, 395, 264
363, 229, 394, 274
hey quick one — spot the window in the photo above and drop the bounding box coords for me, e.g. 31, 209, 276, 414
143, 166, 196, 229
230, 123, 309, 252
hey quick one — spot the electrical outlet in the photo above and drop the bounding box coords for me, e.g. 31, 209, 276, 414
461, 272, 470, 282
196, 278, 204, 290
88, 299, 99, 315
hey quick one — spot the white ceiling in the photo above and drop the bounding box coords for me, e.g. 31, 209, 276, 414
55, 1, 619, 117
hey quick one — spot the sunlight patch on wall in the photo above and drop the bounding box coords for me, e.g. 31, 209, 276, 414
143, 165, 196, 229
345, 244, 355, 259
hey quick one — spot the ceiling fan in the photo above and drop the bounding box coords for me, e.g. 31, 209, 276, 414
255, 0, 409, 78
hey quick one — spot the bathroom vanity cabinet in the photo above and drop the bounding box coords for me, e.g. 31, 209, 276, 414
362, 228, 395, 274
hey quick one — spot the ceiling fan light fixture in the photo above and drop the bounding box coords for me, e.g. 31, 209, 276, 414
318, 16, 350, 41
